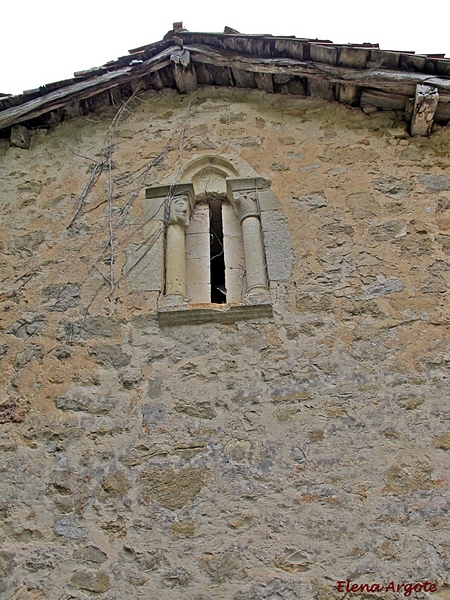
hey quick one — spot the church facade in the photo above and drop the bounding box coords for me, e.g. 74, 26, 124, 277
0, 25, 449, 599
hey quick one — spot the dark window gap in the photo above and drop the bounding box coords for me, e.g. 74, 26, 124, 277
209, 199, 226, 303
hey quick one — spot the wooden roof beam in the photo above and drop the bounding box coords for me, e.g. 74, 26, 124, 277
186, 44, 450, 97
0, 47, 175, 130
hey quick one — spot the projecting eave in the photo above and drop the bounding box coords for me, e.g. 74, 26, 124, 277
1, 25, 450, 139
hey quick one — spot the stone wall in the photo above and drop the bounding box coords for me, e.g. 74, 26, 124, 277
0, 88, 449, 599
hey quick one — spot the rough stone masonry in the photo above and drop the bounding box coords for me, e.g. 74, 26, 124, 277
1, 86, 450, 599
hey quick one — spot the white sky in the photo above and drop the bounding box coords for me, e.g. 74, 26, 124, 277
2, 0, 450, 96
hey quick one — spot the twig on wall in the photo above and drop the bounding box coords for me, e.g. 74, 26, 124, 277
67, 158, 104, 228
67, 89, 141, 229
107, 143, 115, 293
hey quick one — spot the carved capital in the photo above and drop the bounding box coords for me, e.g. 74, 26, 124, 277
168, 194, 191, 228
232, 191, 259, 223
145, 183, 195, 225
226, 176, 271, 223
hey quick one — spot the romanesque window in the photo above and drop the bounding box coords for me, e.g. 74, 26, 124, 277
140, 156, 291, 324
161, 183, 269, 305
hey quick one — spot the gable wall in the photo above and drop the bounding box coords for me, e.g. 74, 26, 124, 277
1, 87, 449, 598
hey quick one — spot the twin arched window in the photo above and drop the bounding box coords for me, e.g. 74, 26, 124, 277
141, 157, 281, 321
161, 181, 269, 308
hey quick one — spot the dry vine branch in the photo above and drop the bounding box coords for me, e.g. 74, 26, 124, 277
78, 281, 108, 337
54, 131, 97, 163
67, 91, 193, 322
107, 143, 115, 293
119, 133, 177, 216
67, 159, 104, 228
67, 88, 141, 229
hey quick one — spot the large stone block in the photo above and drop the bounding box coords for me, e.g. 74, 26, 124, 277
123, 224, 164, 292
260, 210, 293, 282
140, 466, 210, 510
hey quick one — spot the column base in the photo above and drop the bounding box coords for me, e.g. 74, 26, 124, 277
244, 287, 270, 303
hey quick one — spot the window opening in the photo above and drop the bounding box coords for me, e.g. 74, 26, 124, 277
144, 173, 275, 324
209, 199, 226, 304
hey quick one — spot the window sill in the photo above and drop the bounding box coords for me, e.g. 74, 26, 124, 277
157, 300, 273, 326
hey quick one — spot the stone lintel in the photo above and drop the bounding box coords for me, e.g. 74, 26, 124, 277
145, 182, 195, 202
157, 301, 273, 326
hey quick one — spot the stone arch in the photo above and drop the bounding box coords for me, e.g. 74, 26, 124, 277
178, 154, 260, 200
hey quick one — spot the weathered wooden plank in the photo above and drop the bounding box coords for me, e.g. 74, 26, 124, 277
434, 102, 450, 123
307, 77, 335, 101
369, 50, 400, 69
195, 63, 215, 85
130, 77, 146, 94
0, 47, 174, 130
223, 26, 240, 34
157, 65, 176, 89
337, 47, 370, 68
360, 88, 409, 110
436, 60, 450, 77
273, 39, 304, 60
187, 44, 450, 94
109, 86, 123, 105
147, 71, 165, 90
254, 72, 274, 93
231, 68, 256, 88
207, 64, 234, 87
310, 44, 337, 65
60, 101, 84, 120
424, 58, 439, 75
2, 41, 450, 132
410, 84, 439, 136
223, 37, 260, 56
400, 54, 426, 72
171, 49, 198, 94
86, 90, 114, 112
337, 84, 360, 105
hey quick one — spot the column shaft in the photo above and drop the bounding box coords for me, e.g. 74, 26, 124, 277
165, 224, 187, 297
241, 216, 268, 293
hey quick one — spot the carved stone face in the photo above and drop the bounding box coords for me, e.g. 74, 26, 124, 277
169, 195, 190, 227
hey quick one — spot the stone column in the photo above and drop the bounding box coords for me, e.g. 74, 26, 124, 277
231, 189, 268, 297
185, 203, 211, 303
165, 221, 188, 296
165, 194, 192, 299
144, 183, 195, 307
222, 202, 245, 302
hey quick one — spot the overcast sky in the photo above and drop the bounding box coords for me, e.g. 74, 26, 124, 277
2, 0, 450, 96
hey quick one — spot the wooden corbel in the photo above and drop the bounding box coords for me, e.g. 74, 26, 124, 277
170, 48, 198, 94
410, 83, 439, 136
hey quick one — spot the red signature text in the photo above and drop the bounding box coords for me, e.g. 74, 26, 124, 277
336, 580, 437, 596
